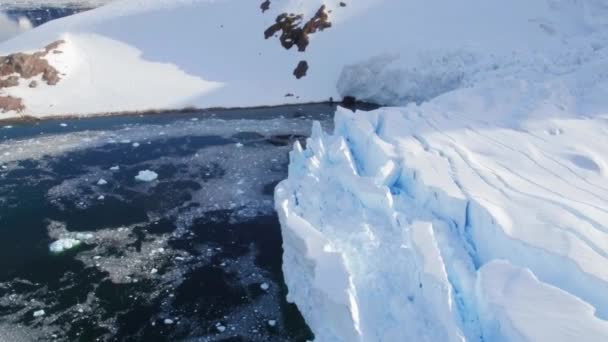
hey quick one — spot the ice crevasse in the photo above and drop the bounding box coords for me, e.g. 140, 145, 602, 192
276, 96, 608, 340
273, 0, 608, 340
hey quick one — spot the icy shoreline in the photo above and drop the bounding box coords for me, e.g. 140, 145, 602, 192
276, 106, 608, 341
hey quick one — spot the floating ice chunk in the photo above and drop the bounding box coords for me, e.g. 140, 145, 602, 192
75, 233, 94, 240
60, 123, 68, 127
268, 320, 277, 327
97, 195, 105, 200
235, 142, 244, 148
132, 142, 140, 148
216, 323, 226, 332
164, 318, 174, 325
3, 125, 12, 129
150, 268, 158, 274
110, 166, 120, 171
97, 179, 108, 185
49, 238, 81, 253
260, 283, 269, 291
135, 170, 158, 182
33, 310, 45, 318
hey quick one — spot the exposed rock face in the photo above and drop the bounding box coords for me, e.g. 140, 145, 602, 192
0, 76, 19, 88
293, 60, 308, 79
263, 5, 332, 79
0, 40, 65, 86
0, 96, 25, 113
0, 40, 65, 114
260, 0, 271, 13
264, 6, 331, 52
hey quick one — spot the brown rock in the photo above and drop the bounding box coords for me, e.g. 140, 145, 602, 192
45, 40, 66, 53
0, 96, 25, 113
260, 0, 271, 13
293, 60, 308, 79
0, 40, 64, 86
0, 76, 19, 88
264, 5, 331, 52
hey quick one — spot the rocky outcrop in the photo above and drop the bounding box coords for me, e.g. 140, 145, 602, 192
0, 40, 65, 113
0, 96, 25, 113
264, 5, 332, 79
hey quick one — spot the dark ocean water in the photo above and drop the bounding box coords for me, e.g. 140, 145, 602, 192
0, 105, 342, 341
5, 7, 89, 27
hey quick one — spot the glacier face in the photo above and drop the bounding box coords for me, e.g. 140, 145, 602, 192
276, 105, 608, 341
276, 23, 608, 339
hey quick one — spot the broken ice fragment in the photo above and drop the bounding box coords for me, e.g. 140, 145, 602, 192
260, 282, 270, 291
110, 166, 120, 171
135, 170, 158, 182
33, 310, 45, 318
49, 238, 81, 253
268, 320, 277, 327
164, 318, 174, 325
97, 179, 108, 185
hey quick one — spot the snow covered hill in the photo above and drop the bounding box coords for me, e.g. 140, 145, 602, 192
0, 0, 604, 118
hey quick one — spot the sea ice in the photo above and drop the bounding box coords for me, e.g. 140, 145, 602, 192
49, 238, 81, 253
135, 170, 158, 182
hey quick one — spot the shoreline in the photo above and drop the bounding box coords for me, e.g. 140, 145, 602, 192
0, 100, 381, 125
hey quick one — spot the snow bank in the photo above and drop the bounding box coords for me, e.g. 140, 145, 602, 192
1, 0, 606, 118
476, 261, 608, 342
276, 2, 608, 336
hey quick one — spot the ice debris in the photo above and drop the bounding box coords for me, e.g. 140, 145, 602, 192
135, 170, 158, 182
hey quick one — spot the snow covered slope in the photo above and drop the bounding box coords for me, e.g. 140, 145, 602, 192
275, 1, 608, 341
0, 0, 605, 118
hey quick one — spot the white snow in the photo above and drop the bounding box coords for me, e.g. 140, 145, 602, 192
1, 0, 602, 119
49, 238, 81, 253
134, 170, 157, 182
274, 1, 608, 340
0, 1, 112, 9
